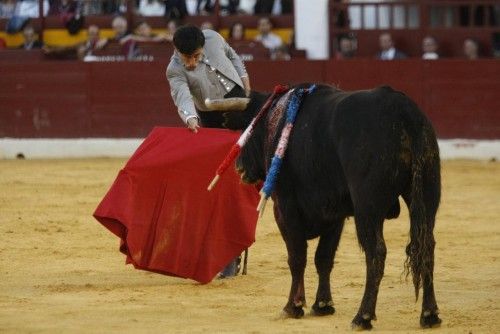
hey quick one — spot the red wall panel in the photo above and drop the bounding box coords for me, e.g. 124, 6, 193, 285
1, 60, 499, 139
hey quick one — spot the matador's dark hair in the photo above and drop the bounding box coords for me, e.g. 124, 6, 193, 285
173, 25, 205, 55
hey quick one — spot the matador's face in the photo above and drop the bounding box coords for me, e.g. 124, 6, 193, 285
177, 48, 203, 71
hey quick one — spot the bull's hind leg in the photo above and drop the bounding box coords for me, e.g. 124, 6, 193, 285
351, 215, 387, 330
283, 234, 307, 318
274, 201, 307, 318
402, 171, 441, 328
311, 220, 345, 316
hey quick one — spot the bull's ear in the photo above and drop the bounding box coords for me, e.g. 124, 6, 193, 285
204, 97, 250, 111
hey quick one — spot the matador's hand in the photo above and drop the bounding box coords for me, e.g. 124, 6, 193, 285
187, 118, 200, 133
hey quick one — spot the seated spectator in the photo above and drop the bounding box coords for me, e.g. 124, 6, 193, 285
254, 0, 293, 15
463, 37, 480, 59
43, 24, 108, 60
334, 35, 356, 59
237, 0, 256, 14
197, 0, 215, 15
121, 21, 171, 43
271, 44, 290, 60
77, 24, 109, 59
228, 22, 247, 43
17, 0, 49, 18
81, 0, 102, 16
376, 32, 407, 60
0, 0, 16, 18
254, 17, 283, 52
422, 36, 439, 60
18, 25, 43, 49
200, 20, 214, 30
114, 0, 128, 15
110, 15, 136, 58
101, 0, 127, 15
111, 15, 132, 42
48, 0, 77, 16
138, 0, 165, 16
219, 0, 239, 15
49, 0, 84, 35
161, 19, 180, 43
165, 0, 187, 19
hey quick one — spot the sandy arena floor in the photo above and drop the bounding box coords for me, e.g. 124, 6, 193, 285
0, 159, 499, 333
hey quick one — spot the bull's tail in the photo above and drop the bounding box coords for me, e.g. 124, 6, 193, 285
403, 110, 438, 301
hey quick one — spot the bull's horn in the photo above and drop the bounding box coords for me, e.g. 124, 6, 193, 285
204, 97, 250, 111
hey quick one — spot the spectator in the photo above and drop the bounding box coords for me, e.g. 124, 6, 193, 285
48, 0, 77, 16
237, 0, 256, 14
254, 0, 293, 15
16, 0, 49, 18
228, 22, 246, 43
165, 0, 187, 20
100, 0, 127, 15
138, 0, 165, 16
0, 0, 16, 18
160, 19, 180, 43
121, 21, 171, 43
49, 0, 83, 35
219, 0, 239, 15
111, 15, 131, 42
422, 35, 439, 60
77, 24, 108, 59
18, 25, 43, 49
376, 32, 407, 60
81, 0, 102, 16
200, 20, 214, 31
463, 38, 480, 59
254, 17, 283, 52
271, 44, 290, 60
197, 0, 215, 15
110, 15, 136, 58
334, 35, 356, 59
43, 24, 108, 60
115, 0, 128, 14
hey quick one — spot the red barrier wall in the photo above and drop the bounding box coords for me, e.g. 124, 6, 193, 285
1, 59, 499, 139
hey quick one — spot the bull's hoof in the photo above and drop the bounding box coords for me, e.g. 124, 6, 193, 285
311, 300, 335, 316
420, 310, 442, 328
351, 313, 374, 331
282, 304, 305, 319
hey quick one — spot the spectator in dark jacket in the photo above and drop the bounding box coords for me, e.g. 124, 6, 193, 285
376, 32, 407, 60
254, 0, 293, 15
18, 25, 43, 49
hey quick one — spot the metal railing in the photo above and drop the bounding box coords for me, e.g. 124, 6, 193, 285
330, 0, 500, 30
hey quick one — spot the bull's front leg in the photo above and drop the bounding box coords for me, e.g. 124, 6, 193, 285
274, 201, 307, 318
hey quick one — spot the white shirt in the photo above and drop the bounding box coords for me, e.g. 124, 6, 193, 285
138, 0, 165, 16
381, 47, 396, 60
422, 52, 439, 60
255, 32, 283, 50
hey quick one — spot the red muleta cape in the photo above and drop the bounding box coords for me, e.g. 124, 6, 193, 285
93, 127, 259, 284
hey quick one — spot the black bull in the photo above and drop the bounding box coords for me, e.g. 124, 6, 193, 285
219, 84, 442, 330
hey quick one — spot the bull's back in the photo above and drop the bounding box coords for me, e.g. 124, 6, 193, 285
332, 86, 438, 190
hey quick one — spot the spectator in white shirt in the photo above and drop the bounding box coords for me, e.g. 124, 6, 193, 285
254, 16, 282, 52
422, 35, 439, 60
138, 0, 165, 16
